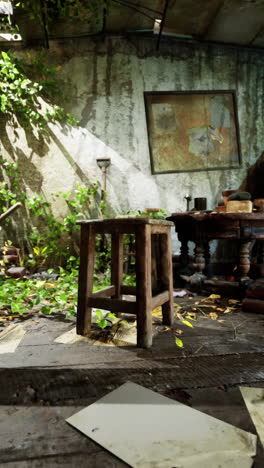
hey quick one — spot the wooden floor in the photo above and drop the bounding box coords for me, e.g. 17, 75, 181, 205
0, 295, 263, 466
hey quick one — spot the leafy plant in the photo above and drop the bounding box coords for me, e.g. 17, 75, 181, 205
0, 155, 101, 269
0, 50, 78, 131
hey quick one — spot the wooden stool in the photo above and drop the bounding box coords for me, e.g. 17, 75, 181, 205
77, 217, 174, 348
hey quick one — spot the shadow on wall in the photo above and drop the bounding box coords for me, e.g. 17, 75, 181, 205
240, 151, 264, 199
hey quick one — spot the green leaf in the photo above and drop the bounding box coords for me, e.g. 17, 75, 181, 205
105, 312, 117, 319
41, 305, 52, 315
95, 309, 102, 319
98, 319, 108, 329
181, 320, 194, 328
175, 337, 184, 348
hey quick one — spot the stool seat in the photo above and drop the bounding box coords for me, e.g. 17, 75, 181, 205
76, 217, 174, 348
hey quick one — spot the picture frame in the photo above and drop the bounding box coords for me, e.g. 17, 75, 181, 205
144, 90, 242, 174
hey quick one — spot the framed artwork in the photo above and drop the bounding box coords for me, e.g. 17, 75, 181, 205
144, 90, 242, 174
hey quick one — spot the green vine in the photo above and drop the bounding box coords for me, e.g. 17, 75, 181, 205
0, 50, 78, 130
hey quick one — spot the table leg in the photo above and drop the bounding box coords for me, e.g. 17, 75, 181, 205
77, 224, 95, 335
111, 233, 123, 316
179, 237, 189, 265
238, 240, 252, 281
136, 225, 152, 348
194, 241, 205, 273
160, 232, 174, 327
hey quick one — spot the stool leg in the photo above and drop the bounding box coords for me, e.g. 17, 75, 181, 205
111, 233, 123, 310
77, 224, 95, 335
136, 224, 152, 348
160, 231, 174, 326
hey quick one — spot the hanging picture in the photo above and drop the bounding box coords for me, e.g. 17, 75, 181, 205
144, 90, 241, 174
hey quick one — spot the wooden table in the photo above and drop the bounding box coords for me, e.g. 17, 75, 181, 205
167, 212, 264, 281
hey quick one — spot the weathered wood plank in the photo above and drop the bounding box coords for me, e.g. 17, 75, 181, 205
151, 290, 170, 310
160, 232, 174, 326
136, 224, 152, 348
0, 406, 128, 466
87, 297, 136, 315
91, 286, 116, 298
121, 285, 136, 295
111, 232, 124, 308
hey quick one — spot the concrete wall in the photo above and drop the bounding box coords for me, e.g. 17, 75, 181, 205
1, 36, 264, 253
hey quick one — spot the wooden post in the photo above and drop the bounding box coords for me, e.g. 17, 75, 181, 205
77, 224, 95, 335
160, 231, 174, 326
238, 240, 252, 281
111, 233, 123, 306
136, 224, 152, 348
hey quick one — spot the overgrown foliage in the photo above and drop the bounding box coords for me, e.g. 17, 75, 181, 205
14, 0, 109, 26
0, 155, 101, 268
0, 50, 78, 130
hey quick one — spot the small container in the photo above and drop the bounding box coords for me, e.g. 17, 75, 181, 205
194, 198, 207, 211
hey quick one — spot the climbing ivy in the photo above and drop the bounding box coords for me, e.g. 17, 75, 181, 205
0, 50, 78, 130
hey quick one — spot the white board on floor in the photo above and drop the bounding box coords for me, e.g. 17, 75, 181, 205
66, 381, 257, 468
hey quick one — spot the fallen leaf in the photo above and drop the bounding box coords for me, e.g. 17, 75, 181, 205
175, 337, 184, 348
152, 307, 162, 317
185, 314, 196, 321
181, 320, 194, 328
208, 294, 221, 300
173, 328, 183, 335
224, 308, 233, 314
45, 283, 56, 289
209, 312, 218, 320
176, 312, 184, 320
216, 307, 225, 312
228, 299, 240, 305
198, 304, 217, 308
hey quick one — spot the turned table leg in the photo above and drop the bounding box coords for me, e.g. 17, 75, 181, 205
238, 240, 252, 281
194, 241, 206, 273
179, 237, 189, 265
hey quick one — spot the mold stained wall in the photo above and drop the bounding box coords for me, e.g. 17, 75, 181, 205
2, 36, 264, 253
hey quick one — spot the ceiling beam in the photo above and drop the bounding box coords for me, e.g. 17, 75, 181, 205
156, 0, 170, 50
113, 0, 162, 16
249, 24, 264, 45
201, 0, 225, 39
111, 0, 158, 22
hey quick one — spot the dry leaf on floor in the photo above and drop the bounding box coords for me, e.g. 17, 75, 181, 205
173, 328, 183, 335
185, 314, 196, 321
228, 299, 240, 305
198, 304, 217, 308
152, 307, 162, 317
175, 337, 184, 347
208, 294, 221, 300
209, 312, 218, 320
223, 307, 236, 314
